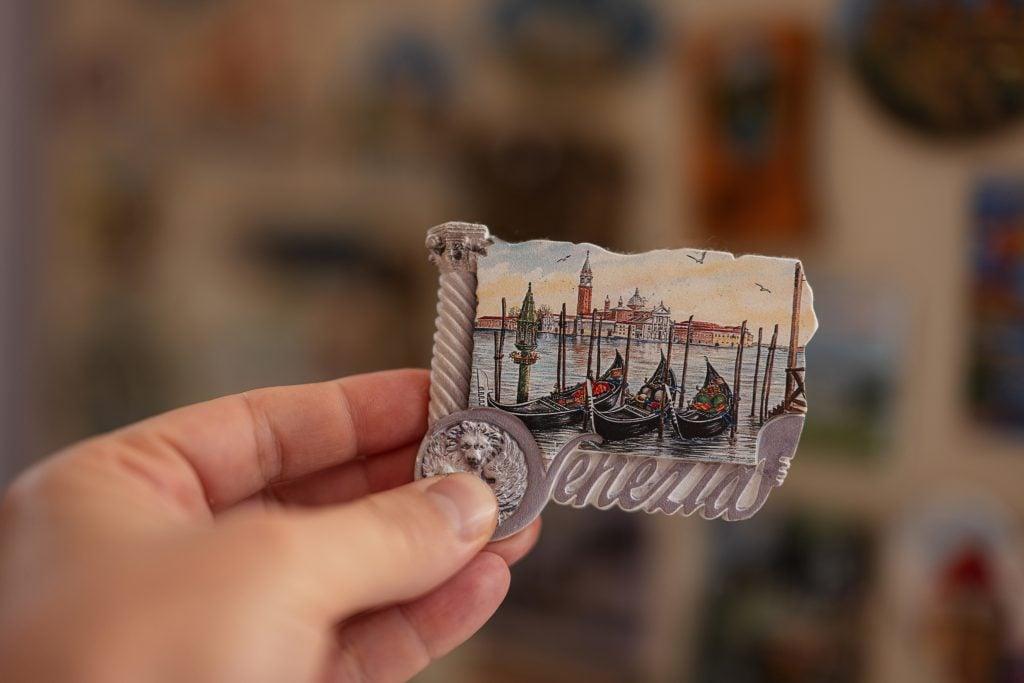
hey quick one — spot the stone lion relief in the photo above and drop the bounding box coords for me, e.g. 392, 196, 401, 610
418, 420, 528, 523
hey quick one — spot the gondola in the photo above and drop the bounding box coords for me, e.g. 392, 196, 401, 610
486, 351, 625, 430
589, 353, 676, 441
669, 358, 734, 438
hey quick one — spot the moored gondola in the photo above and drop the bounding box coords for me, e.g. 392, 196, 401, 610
487, 351, 625, 430
669, 358, 733, 438
590, 353, 676, 441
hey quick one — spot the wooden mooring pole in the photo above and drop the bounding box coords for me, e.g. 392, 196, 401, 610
560, 303, 568, 391
749, 326, 762, 417
665, 319, 674, 388
760, 324, 779, 422
730, 320, 747, 438
622, 322, 633, 405
678, 314, 693, 408
784, 263, 804, 411
493, 297, 507, 401
586, 309, 597, 379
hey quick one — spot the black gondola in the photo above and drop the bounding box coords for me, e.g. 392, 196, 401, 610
590, 353, 676, 441
487, 351, 625, 430
669, 358, 734, 438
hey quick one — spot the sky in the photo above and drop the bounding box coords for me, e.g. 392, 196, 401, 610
477, 239, 819, 346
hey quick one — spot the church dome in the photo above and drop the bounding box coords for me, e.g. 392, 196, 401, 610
627, 287, 646, 310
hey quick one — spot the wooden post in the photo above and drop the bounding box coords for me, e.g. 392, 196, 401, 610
760, 324, 779, 422
730, 320, 747, 438
497, 298, 506, 401
596, 319, 603, 377
749, 326, 762, 417
560, 303, 568, 392
678, 314, 693, 408
557, 313, 565, 393
665, 319, 674, 387
586, 309, 597, 379
657, 399, 665, 439
622, 322, 633, 404
784, 263, 803, 408
492, 330, 500, 400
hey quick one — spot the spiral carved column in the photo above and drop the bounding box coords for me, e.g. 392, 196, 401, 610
425, 222, 492, 425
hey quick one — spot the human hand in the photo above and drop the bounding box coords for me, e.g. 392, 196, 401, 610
0, 369, 540, 682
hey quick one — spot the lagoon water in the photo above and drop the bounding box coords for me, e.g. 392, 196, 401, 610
471, 330, 804, 465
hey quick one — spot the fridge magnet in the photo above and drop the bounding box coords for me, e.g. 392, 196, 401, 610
693, 512, 874, 682
890, 498, 1024, 682
969, 176, 1024, 432
689, 24, 815, 245
416, 223, 817, 539
800, 271, 905, 460
843, 0, 1024, 140
488, 0, 659, 81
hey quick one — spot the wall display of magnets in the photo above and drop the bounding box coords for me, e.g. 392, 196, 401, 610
842, 0, 1024, 140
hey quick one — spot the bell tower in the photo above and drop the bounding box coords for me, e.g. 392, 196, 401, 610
576, 250, 593, 317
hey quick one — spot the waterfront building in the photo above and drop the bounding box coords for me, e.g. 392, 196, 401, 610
477, 255, 751, 347
672, 320, 754, 348
476, 316, 517, 331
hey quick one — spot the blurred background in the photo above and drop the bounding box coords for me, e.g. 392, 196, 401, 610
2, 0, 1024, 681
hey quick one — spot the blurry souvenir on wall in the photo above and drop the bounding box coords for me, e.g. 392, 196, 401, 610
690, 25, 815, 246
74, 160, 170, 434
844, 0, 1024, 139
458, 132, 629, 248
51, 45, 133, 123
489, 0, 659, 80
801, 272, 905, 459
183, 0, 298, 130
692, 514, 874, 683
891, 499, 1024, 682
969, 177, 1024, 432
480, 507, 649, 681
243, 219, 419, 376
345, 31, 455, 156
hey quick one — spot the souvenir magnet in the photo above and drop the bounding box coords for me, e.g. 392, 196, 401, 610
416, 222, 817, 540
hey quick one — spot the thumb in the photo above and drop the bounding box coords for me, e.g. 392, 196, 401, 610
242, 473, 499, 622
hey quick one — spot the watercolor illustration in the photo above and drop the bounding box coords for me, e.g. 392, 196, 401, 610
471, 239, 817, 465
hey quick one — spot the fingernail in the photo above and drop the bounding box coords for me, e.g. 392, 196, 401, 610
427, 474, 497, 541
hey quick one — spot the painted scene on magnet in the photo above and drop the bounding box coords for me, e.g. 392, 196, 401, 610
471, 239, 817, 466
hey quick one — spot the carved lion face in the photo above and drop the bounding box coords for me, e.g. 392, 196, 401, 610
458, 422, 496, 471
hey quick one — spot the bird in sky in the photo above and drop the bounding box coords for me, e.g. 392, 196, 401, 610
755, 282, 771, 293
687, 251, 708, 264
555, 254, 572, 263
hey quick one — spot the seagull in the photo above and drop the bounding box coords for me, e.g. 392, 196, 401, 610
555, 254, 572, 263
755, 282, 771, 293
687, 250, 707, 264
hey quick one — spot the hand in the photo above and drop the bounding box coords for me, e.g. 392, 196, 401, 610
0, 370, 540, 682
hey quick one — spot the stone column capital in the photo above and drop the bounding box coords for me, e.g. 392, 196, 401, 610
425, 222, 492, 273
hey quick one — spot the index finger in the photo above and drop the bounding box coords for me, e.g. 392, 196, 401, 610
114, 369, 430, 511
